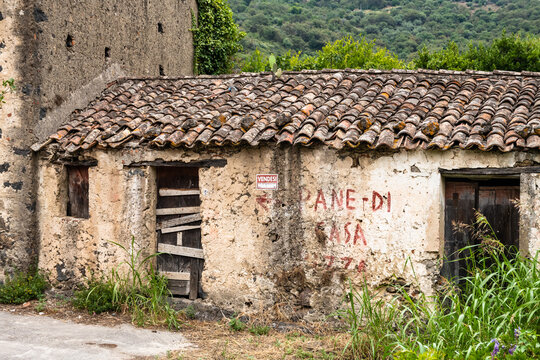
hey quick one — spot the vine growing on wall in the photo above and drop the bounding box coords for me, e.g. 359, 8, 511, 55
192, 0, 245, 75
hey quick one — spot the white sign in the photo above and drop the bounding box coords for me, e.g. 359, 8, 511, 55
256, 174, 278, 190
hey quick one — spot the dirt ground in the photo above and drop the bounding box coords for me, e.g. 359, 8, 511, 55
0, 291, 351, 360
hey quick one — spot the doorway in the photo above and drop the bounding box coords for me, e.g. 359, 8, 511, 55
442, 178, 520, 281
155, 167, 203, 299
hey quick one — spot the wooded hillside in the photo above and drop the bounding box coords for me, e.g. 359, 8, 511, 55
229, 0, 540, 60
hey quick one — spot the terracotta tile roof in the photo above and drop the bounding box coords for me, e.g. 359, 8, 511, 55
40, 69, 540, 153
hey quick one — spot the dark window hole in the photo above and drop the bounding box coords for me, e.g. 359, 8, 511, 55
158, 23, 164, 33
159, 65, 165, 76
105, 47, 111, 58
65, 34, 74, 48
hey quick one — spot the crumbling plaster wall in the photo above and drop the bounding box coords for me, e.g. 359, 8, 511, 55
37, 146, 540, 318
0, 0, 196, 279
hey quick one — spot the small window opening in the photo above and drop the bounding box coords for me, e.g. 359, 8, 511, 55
104, 47, 111, 58
65, 34, 74, 48
157, 22, 164, 33
67, 166, 89, 218
159, 65, 165, 76
442, 177, 519, 282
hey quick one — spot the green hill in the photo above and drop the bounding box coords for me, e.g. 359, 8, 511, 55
229, 0, 540, 60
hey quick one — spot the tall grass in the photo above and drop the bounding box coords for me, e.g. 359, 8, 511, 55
73, 236, 180, 329
338, 213, 540, 359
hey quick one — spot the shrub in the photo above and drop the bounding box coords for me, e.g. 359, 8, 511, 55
0, 268, 48, 304
73, 276, 118, 314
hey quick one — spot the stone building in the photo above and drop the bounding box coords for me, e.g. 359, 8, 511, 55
34, 69, 540, 319
0, 0, 196, 279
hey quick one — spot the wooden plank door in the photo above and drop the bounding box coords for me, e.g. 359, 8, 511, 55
478, 184, 520, 252
156, 167, 203, 299
442, 179, 520, 282
442, 181, 476, 282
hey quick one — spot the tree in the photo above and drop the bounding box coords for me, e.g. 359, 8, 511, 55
192, 0, 246, 74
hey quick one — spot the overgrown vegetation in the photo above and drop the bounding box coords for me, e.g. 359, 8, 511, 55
73, 237, 181, 329
337, 212, 540, 359
0, 268, 48, 304
192, 0, 245, 74
230, 0, 540, 61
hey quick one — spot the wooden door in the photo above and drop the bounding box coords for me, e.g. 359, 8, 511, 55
442, 179, 519, 282
156, 167, 203, 299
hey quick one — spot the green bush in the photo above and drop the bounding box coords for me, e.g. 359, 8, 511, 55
0, 268, 48, 304
73, 277, 118, 314
414, 32, 540, 72
242, 35, 405, 72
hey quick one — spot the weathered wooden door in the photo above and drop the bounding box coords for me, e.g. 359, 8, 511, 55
442, 179, 519, 281
156, 167, 203, 299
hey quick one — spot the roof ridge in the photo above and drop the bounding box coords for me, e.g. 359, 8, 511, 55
113, 68, 540, 83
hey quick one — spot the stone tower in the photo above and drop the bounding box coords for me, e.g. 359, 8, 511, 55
0, 0, 196, 279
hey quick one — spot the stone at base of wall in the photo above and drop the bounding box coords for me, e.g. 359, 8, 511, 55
170, 297, 334, 332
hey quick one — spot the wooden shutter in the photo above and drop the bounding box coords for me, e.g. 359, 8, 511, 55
67, 166, 89, 218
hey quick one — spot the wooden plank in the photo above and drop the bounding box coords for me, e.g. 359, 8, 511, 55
156, 206, 200, 216
129, 159, 227, 168
190, 258, 200, 300
440, 166, 540, 176
157, 213, 201, 230
159, 189, 200, 197
169, 281, 190, 296
161, 225, 201, 234
176, 232, 183, 246
158, 243, 204, 259
160, 271, 191, 281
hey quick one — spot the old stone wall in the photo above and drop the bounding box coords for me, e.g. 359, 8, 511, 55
0, 0, 196, 279
36, 146, 540, 319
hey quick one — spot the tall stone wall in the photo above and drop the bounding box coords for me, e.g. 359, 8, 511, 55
0, 0, 196, 279
36, 147, 540, 319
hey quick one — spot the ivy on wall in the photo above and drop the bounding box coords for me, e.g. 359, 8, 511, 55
192, 0, 245, 75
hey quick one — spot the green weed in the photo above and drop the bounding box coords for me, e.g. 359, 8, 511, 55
249, 324, 270, 336
182, 304, 196, 319
229, 316, 247, 332
0, 268, 48, 304
34, 296, 47, 312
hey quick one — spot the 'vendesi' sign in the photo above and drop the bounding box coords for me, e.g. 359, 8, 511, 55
256, 174, 278, 190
